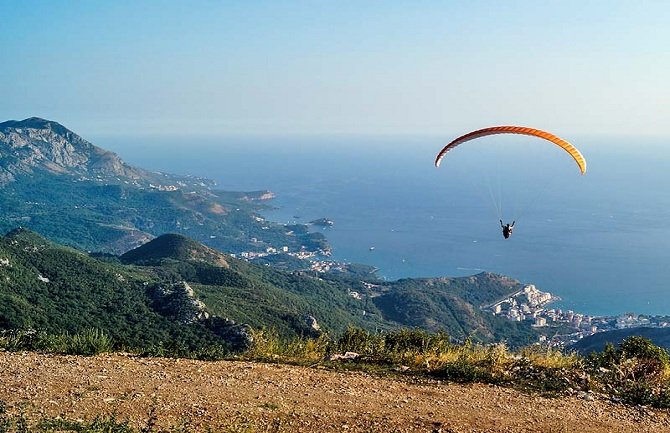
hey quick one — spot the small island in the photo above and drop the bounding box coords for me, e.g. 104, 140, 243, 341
309, 218, 334, 227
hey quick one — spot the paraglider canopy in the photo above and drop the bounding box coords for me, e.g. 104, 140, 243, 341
434, 126, 587, 175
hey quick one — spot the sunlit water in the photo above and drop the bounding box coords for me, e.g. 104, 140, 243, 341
97, 134, 670, 316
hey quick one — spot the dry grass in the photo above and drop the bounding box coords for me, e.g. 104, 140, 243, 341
4, 327, 670, 408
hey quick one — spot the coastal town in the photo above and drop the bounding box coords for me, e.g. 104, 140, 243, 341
227, 216, 366, 274
482, 284, 670, 346
235, 246, 352, 273
230, 233, 358, 274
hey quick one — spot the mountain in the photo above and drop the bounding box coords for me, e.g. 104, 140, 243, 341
122, 233, 538, 344
0, 229, 539, 347
0, 117, 146, 183
0, 118, 327, 255
0, 118, 541, 346
120, 233, 229, 267
572, 327, 670, 354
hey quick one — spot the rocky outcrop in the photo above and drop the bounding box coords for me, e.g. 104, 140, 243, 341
305, 315, 321, 332
240, 190, 275, 201
205, 317, 255, 350
148, 280, 253, 350
150, 281, 210, 324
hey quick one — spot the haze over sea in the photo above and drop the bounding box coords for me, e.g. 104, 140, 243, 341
99, 135, 670, 317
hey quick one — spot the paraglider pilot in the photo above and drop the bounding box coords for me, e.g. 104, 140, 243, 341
500, 220, 515, 239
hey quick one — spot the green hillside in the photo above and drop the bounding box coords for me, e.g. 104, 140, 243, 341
0, 229, 538, 349
120, 233, 387, 337
0, 229, 213, 348
370, 274, 538, 344
572, 327, 670, 354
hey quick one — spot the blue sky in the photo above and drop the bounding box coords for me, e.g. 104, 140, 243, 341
1, 1, 668, 136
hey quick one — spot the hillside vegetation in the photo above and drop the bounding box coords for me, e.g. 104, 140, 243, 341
0, 228, 234, 350
0, 229, 541, 348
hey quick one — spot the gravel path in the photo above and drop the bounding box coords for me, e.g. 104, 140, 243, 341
1, 352, 669, 432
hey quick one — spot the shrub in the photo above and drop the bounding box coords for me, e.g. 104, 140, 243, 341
619, 336, 670, 378
333, 326, 383, 356
435, 357, 493, 383
243, 328, 283, 360
66, 329, 113, 356
0, 329, 42, 352
587, 336, 670, 407
0, 329, 112, 356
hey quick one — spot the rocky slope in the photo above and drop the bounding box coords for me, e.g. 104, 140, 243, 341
0, 117, 147, 184
1, 351, 669, 433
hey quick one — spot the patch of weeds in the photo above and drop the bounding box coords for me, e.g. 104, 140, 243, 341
434, 358, 494, 383
139, 397, 159, 433
258, 402, 279, 410
39, 414, 134, 432
0, 400, 10, 433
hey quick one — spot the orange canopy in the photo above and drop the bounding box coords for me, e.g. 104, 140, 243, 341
435, 126, 586, 175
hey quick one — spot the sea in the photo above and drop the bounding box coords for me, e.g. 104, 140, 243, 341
96, 134, 670, 317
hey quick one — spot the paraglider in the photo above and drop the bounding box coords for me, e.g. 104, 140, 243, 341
500, 220, 515, 239
435, 126, 586, 238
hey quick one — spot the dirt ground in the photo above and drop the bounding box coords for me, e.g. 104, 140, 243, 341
1, 351, 669, 432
